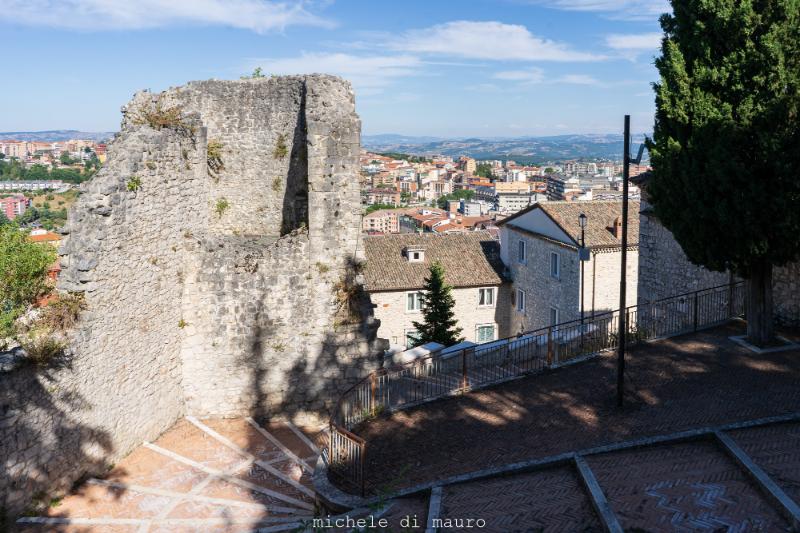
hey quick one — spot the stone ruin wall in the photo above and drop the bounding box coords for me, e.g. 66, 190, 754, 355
637, 198, 800, 326
1, 76, 384, 518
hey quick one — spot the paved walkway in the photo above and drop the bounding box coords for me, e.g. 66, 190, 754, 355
433, 420, 800, 532
358, 323, 800, 494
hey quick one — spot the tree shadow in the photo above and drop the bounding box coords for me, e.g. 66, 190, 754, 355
1, 355, 121, 530
350, 321, 800, 495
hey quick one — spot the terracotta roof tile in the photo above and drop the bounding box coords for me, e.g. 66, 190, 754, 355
363, 231, 504, 292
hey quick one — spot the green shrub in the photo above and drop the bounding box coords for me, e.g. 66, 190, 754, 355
40, 293, 86, 332
18, 331, 65, 367
0, 224, 56, 311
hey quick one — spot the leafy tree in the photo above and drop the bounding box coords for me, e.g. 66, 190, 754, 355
544, 167, 555, 174
0, 224, 57, 340
436, 188, 475, 209
412, 261, 463, 347
647, 0, 800, 346
365, 203, 399, 214
25, 164, 49, 181
59, 152, 74, 165
475, 162, 495, 180
0, 211, 9, 225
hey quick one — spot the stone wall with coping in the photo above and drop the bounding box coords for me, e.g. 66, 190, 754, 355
637, 201, 799, 326
1, 76, 382, 519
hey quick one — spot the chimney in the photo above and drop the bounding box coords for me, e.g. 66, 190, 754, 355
612, 216, 623, 240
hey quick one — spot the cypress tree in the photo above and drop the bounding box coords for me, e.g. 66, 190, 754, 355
648, 0, 800, 346
412, 261, 463, 347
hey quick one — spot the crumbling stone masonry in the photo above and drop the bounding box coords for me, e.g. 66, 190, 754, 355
0, 76, 385, 518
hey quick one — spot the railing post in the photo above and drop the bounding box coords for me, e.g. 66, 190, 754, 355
546, 326, 554, 366
461, 349, 468, 390
693, 290, 699, 332
370, 373, 376, 415
360, 440, 366, 497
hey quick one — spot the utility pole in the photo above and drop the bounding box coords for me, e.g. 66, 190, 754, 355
617, 115, 631, 408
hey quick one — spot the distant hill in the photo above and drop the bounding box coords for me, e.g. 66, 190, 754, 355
0, 130, 116, 142
362, 133, 651, 163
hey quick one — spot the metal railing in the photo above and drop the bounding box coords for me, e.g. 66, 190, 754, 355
328, 281, 746, 495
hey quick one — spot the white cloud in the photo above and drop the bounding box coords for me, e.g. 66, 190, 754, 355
606, 32, 662, 50
390, 21, 602, 62
529, 0, 670, 21
0, 0, 331, 32
493, 69, 605, 87
493, 68, 545, 83
247, 52, 421, 95
555, 74, 604, 86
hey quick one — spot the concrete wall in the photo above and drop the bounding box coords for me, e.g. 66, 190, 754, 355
370, 284, 510, 349
1, 76, 382, 519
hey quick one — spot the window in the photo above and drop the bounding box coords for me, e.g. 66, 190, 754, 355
550, 252, 560, 279
516, 289, 526, 312
517, 240, 526, 264
550, 307, 559, 326
406, 291, 424, 312
476, 324, 496, 343
478, 287, 495, 307
405, 329, 420, 348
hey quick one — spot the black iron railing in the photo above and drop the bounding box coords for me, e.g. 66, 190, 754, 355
327, 281, 746, 495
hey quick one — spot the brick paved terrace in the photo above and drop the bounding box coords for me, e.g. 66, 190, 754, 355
354, 322, 800, 494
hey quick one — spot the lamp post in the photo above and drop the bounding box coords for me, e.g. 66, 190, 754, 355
579, 213, 587, 348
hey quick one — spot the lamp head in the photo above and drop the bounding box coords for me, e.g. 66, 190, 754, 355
578, 212, 587, 229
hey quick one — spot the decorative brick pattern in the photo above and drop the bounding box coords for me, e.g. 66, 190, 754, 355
441, 467, 601, 532
586, 440, 790, 532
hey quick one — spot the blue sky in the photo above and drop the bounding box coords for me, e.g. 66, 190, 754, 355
0, 0, 668, 137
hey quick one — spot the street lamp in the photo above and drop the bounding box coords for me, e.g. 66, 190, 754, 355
578, 213, 588, 346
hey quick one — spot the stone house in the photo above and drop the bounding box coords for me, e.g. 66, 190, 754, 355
363, 231, 511, 351
498, 201, 639, 333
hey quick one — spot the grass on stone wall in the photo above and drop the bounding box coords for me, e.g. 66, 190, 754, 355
126, 176, 141, 192
131, 96, 193, 136
207, 139, 225, 177
273, 134, 288, 159
214, 198, 230, 217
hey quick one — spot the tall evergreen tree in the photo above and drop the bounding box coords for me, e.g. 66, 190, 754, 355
648, 0, 800, 346
412, 261, 463, 347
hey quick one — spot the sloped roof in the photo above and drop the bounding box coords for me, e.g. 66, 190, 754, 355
363, 231, 505, 292
499, 200, 640, 248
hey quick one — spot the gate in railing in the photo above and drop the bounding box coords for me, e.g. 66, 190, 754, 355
327, 281, 746, 494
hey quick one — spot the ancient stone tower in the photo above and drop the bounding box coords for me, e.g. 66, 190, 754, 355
1, 76, 383, 516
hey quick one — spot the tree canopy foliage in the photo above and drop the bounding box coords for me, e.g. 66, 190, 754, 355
436, 188, 475, 209
648, 0, 800, 344
0, 158, 89, 184
0, 224, 57, 341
